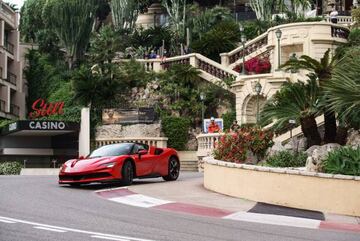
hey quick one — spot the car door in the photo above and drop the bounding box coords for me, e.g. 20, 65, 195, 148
132, 143, 155, 176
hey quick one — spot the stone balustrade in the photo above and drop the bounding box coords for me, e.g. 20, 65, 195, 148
324, 15, 353, 25
196, 133, 224, 170
0, 2, 16, 27
95, 137, 168, 149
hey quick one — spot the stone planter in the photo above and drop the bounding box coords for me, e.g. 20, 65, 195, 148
204, 157, 360, 216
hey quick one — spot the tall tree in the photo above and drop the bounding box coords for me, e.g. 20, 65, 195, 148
42, 0, 99, 69
281, 49, 338, 143
110, 0, 140, 31
260, 77, 322, 147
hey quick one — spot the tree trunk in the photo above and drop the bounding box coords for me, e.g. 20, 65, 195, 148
323, 109, 337, 143
300, 115, 321, 148
335, 126, 348, 145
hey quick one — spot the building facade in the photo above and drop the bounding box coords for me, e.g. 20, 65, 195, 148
0, 1, 26, 120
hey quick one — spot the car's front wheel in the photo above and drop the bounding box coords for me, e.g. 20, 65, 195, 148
162, 157, 180, 181
121, 161, 134, 186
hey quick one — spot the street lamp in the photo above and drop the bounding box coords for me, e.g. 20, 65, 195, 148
275, 28, 282, 70
254, 81, 262, 124
200, 92, 205, 132
239, 23, 246, 75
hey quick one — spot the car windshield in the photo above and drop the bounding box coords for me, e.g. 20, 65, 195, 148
89, 143, 133, 158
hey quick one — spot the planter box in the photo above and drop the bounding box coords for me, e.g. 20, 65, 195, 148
204, 157, 360, 216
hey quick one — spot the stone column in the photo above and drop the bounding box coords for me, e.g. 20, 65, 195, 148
79, 107, 90, 157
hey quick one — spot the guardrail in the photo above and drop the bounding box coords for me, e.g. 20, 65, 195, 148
324, 15, 353, 25
95, 137, 168, 148
6, 72, 16, 85
5, 41, 14, 55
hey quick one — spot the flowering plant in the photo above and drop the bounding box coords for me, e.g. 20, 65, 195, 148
244, 57, 271, 74
213, 126, 274, 163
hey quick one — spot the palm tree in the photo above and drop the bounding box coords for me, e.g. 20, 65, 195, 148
281, 49, 338, 143
260, 77, 322, 147
325, 48, 360, 130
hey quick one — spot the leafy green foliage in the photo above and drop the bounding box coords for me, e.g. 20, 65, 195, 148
0, 162, 22, 175
192, 20, 241, 62
260, 77, 322, 147
158, 64, 202, 117
131, 26, 172, 51
322, 146, 360, 176
43, 0, 99, 68
222, 111, 236, 131
266, 150, 307, 167
161, 116, 190, 150
325, 48, 360, 129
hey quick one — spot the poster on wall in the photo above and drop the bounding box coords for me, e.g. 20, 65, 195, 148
203, 118, 223, 133
102, 108, 155, 124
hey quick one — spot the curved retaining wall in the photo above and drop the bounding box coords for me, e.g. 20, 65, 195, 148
204, 157, 360, 216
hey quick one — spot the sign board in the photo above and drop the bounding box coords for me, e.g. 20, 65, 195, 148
102, 108, 156, 124
1, 121, 80, 136
28, 98, 65, 119
203, 118, 224, 133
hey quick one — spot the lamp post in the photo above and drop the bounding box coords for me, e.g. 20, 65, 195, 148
200, 92, 205, 132
275, 28, 282, 70
255, 81, 262, 124
239, 23, 246, 75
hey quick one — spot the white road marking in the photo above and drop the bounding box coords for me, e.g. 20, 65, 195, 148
109, 194, 173, 208
94, 187, 129, 193
0, 216, 154, 241
34, 226, 67, 233
91, 235, 130, 241
0, 218, 16, 224
224, 211, 321, 229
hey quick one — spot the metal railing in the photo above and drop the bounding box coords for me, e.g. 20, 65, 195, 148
5, 41, 14, 55
6, 72, 16, 85
10, 103, 19, 117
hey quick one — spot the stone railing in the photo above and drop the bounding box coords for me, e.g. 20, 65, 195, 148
196, 133, 224, 157
220, 32, 269, 67
324, 16, 353, 25
331, 25, 350, 39
95, 137, 168, 149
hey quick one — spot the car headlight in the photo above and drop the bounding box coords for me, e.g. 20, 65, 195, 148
101, 162, 116, 168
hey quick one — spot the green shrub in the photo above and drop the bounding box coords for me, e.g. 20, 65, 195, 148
222, 110, 236, 131
266, 150, 307, 167
322, 146, 360, 176
162, 116, 190, 150
0, 162, 22, 175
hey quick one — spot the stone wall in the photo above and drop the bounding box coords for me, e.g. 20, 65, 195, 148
95, 123, 161, 139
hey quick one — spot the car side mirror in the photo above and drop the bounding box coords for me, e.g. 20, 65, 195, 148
138, 150, 148, 156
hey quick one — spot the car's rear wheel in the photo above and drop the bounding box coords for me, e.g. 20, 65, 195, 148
121, 161, 134, 186
162, 156, 180, 181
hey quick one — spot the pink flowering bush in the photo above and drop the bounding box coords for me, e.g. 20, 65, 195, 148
213, 127, 274, 163
244, 57, 271, 74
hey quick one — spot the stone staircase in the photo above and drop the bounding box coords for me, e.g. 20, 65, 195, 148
178, 151, 198, 172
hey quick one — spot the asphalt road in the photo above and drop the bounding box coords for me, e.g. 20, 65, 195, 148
0, 173, 359, 241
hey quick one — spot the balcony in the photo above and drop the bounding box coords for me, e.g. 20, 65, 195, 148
0, 100, 5, 112
0, 3, 16, 26
10, 103, 19, 117
4, 41, 14, 55
6, 72, 16, 85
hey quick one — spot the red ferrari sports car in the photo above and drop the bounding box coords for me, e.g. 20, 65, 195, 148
59, 143, 180, 186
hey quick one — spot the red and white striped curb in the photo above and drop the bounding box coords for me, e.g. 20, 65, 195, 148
95, 187, 360, 233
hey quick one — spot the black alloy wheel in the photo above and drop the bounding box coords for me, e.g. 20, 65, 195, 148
162, 157, 180, 181
121, 161, 134, 186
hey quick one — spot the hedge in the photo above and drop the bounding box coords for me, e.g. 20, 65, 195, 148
162, 116, 190, 150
